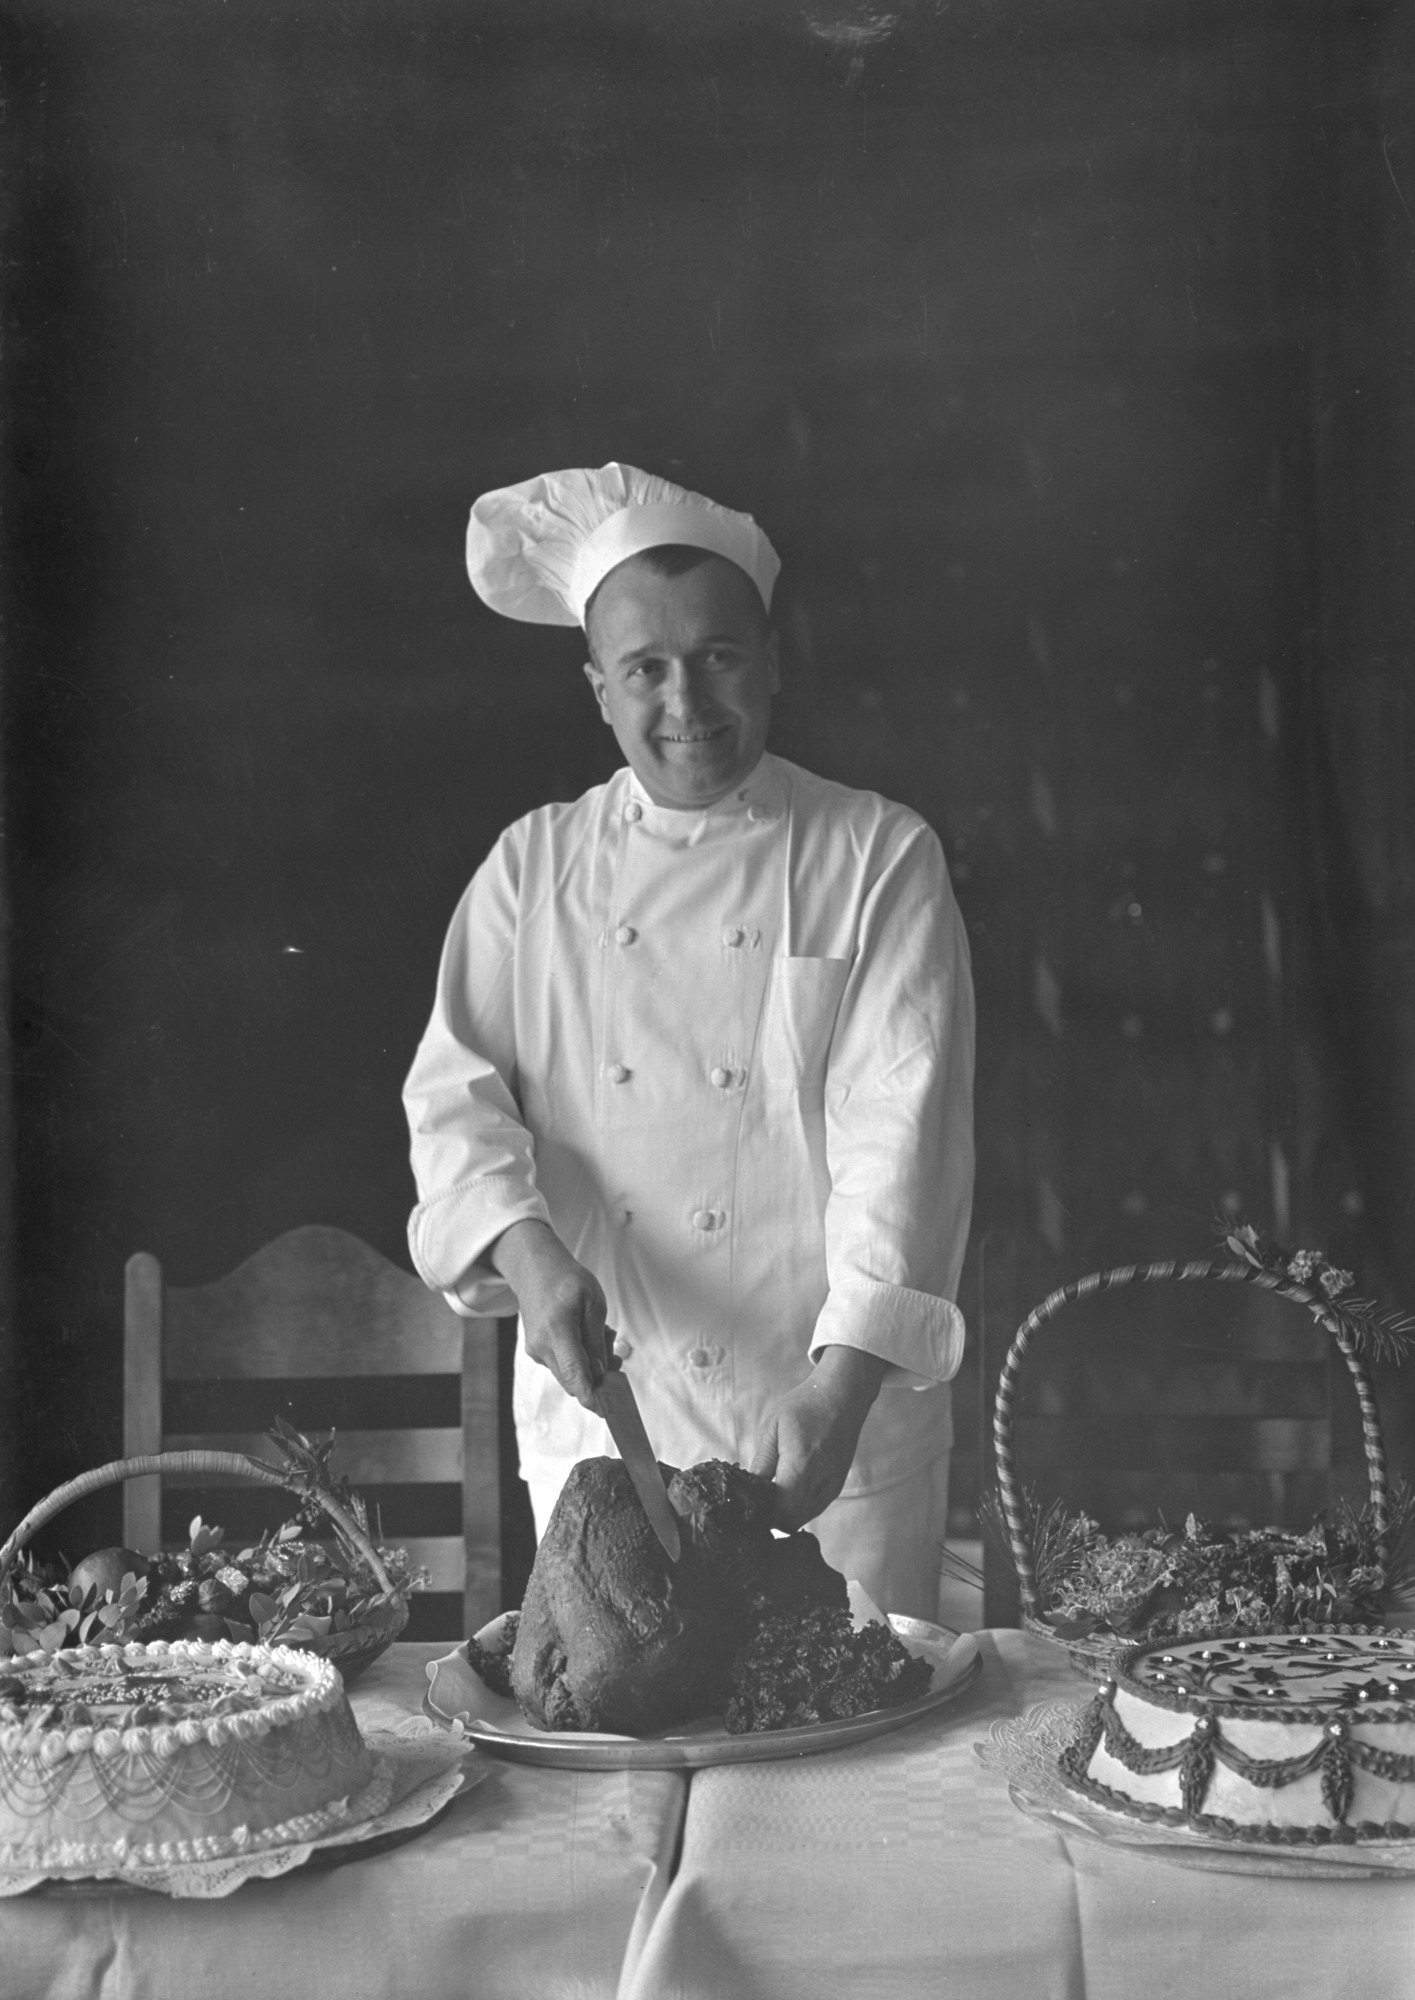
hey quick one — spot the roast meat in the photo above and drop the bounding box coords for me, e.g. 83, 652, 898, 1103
509, 1456, 848, 1734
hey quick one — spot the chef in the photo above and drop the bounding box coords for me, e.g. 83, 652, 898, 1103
403, 463, 974, 1620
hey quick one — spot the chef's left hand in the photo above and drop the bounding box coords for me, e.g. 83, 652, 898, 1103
750, 1346, 888, 1531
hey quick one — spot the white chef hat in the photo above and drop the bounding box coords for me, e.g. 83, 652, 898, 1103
465, 462, 781, 628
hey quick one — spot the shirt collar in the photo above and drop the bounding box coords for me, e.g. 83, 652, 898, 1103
620, 753, 784, 825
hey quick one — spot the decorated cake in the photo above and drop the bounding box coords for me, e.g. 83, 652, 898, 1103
0, 1638, 383, 1871
1058, 1626, 1415, 1844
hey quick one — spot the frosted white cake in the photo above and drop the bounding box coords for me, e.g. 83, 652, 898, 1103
0, 1639, 381, 1869
1059, 1626, 1415, 1844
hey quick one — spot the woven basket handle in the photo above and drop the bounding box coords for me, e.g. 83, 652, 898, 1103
0, 1451, 394, 1597
992, 1258, 1390, 1621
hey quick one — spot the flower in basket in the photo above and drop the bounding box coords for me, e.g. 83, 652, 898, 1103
996, 1490, 1413, 1650
0, 1552, 150, 1660
1224, 1224, 1410, 1359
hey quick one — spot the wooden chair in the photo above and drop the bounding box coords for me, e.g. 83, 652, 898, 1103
122, 1224, 500, 1638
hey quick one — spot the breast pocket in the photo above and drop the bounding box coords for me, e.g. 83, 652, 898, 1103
757, 956, 851, 1089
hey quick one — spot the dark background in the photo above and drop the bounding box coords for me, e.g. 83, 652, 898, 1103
4, 0, 1413, 1605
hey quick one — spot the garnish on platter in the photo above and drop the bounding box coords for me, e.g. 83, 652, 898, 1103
977, 1221, 1414, 1675
724, 1603, 933, 1733
0, 1419, 427, 1683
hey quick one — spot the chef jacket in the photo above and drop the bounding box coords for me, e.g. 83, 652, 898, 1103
403, 752, 975, 1498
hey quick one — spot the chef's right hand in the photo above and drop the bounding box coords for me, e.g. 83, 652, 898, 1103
487, 1219, 609, 1409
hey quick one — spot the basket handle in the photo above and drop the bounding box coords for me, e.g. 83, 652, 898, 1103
992, 1258, 1390, 1621
0, 1451, 395, 1597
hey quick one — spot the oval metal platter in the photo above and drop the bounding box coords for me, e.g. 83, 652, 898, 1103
424, 1615, 983, 1771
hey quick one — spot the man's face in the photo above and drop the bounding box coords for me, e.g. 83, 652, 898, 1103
583, 554, 780, 810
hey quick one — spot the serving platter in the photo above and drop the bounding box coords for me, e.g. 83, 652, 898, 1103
976, 1699, 1415, 1880
424, 1613, 983, 1770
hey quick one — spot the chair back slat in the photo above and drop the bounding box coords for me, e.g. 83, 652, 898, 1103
396, 1537, 467, 1595
1059, 1358, 1328, 1420
1013, 1414, 1331, 1477
161, 1427, 465, 1485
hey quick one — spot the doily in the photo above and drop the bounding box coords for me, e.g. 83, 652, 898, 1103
976, 1700, 1415, 1879
0, 1724, 478, 1899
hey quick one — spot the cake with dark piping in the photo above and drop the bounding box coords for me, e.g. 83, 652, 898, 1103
1058, 1626, 1415, 1844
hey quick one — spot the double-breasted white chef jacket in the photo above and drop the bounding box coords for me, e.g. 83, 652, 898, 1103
403, 751, 975, 1526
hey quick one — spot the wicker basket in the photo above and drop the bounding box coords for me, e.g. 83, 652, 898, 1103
992, 1257, 1391, 1679
0, 1449, 411, 1685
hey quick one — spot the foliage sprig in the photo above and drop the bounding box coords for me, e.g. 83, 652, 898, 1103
1222, 1222, 1415, 1366
989, 1481, 1415, 1647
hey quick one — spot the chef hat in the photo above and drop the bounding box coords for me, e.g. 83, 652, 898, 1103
465, 462, 781, 628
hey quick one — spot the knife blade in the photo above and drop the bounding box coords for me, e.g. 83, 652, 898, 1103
593, 1359, 682, 1562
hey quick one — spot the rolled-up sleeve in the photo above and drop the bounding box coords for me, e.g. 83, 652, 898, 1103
808, 823, 975, 1386
402, 829, 550, 1318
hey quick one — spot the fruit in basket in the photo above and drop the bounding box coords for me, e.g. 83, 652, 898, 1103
68, 1548, 151, 1600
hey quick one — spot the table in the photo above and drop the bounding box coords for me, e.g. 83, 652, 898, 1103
8, 1634, 1415, 2000
2, 1644, 686, 2000
626, 1630, 1415, 2000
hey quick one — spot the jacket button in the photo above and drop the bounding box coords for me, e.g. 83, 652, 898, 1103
692, 1208, 724, 1232
607, 1063, 631, 1084
614, 924, 638, 946
722, 927, 744, 947
623, 802, 643, 823
612, 1333, 633, 1358
710, 1065, 732, 1089
614, 1206, 632, 1228
686, 1347, 711, 1368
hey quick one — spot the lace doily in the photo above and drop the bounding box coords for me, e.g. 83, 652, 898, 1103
0, 1722, 477, 1899
976, 1700, 1415, 1879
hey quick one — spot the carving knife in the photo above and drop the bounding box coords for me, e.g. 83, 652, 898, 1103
593, 1350, 681, 1562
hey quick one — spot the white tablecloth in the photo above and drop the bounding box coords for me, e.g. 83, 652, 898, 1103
9, 1633, 1415, 1999
624, 1629, 1415, 2000
2, 1644, 685, 2000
